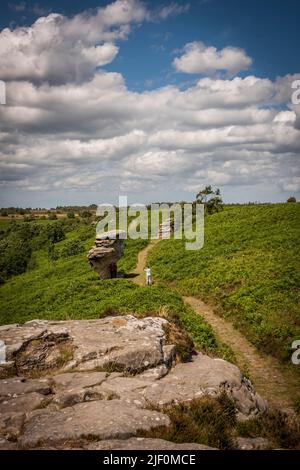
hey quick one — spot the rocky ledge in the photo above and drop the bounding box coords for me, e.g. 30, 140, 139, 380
0, 315, 267, 450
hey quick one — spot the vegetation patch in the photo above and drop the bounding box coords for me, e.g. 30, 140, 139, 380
236, 409, 300, 449
140, 392, 237, 449
149, 204, 300, 368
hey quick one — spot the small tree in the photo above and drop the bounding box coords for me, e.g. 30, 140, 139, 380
196, 185, 223, 215
67, 211, 75, 219
287, 196, 296, 203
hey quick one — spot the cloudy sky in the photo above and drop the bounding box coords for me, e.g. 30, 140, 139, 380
0, 0, 299, 207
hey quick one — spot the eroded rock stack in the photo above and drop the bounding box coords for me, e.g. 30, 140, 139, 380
159, 218, 174, 239
87, 229, 125, 279
0, 316, 268, 450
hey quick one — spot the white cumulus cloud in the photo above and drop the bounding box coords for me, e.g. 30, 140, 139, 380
173, 41, 252, 75
0, 0, 186, 85
0, 2, 299, 205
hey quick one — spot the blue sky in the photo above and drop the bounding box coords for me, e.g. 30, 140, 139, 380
0, 0, 299, 207
2, 0, 300, 87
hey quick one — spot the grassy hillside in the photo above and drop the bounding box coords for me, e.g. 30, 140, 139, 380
2, 204, 298, 366
149, 204, 300, 364
0, 219, 231, 361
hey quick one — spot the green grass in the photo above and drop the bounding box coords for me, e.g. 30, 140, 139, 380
0, 221, 229, 359
148, 203, 300, 365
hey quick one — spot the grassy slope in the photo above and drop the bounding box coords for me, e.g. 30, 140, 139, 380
0, 223, 230, 360
148, 204, 300, 363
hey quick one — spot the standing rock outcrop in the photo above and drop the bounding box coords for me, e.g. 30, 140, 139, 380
159, 218, 174, 239
87, 229, 125, 279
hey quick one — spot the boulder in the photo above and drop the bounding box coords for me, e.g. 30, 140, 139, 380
19, 400, 170, 449
88, 229, 125, 279
0, 316, 173, 375
143, 353, 268, 417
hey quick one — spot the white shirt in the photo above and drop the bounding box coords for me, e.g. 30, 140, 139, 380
144, 268, 151, 277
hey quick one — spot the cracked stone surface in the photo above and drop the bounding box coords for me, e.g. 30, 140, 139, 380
19, 401, 170, 449
87, 437, 215, 450
0, 315, 268, 450
142, 353, 268, 417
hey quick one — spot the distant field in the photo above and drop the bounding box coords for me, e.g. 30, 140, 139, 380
149, 204, 300, 364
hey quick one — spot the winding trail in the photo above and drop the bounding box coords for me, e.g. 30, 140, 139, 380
184, 297, 298, 412
131, 239, 299, 413
132, 240, 160, 286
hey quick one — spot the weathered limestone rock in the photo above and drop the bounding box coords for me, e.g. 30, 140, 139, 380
0, 316, 173, 375
88, 230, 125, 279
50, 371, 110, 407
143, 353, 268, 417
0, 322, 72, 375
0, 377, 51, 399
0, 392, 47, 414
51, 371, 108, 391
19, 401, 170, 448
0, 315, 268, 450
62, 315, 171, 373
87, 437, 215, 450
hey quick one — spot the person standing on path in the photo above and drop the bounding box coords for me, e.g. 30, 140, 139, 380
144, 266, 151, 285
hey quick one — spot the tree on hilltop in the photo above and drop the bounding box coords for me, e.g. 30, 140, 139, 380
196, 185, 223, 215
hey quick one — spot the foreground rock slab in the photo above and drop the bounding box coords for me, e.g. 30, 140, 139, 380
0, 315, 268, 450
87, 437, 215, 450
20, 400, 170, 449
143, 353, 267, 417
0, 315, 173, 375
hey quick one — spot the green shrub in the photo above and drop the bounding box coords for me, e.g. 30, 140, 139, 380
59, 239, 85, 257
43, 222, 65, 244
0, 238, 31, 279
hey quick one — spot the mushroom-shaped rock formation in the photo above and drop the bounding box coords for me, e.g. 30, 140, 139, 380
88, 230, 125, 280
